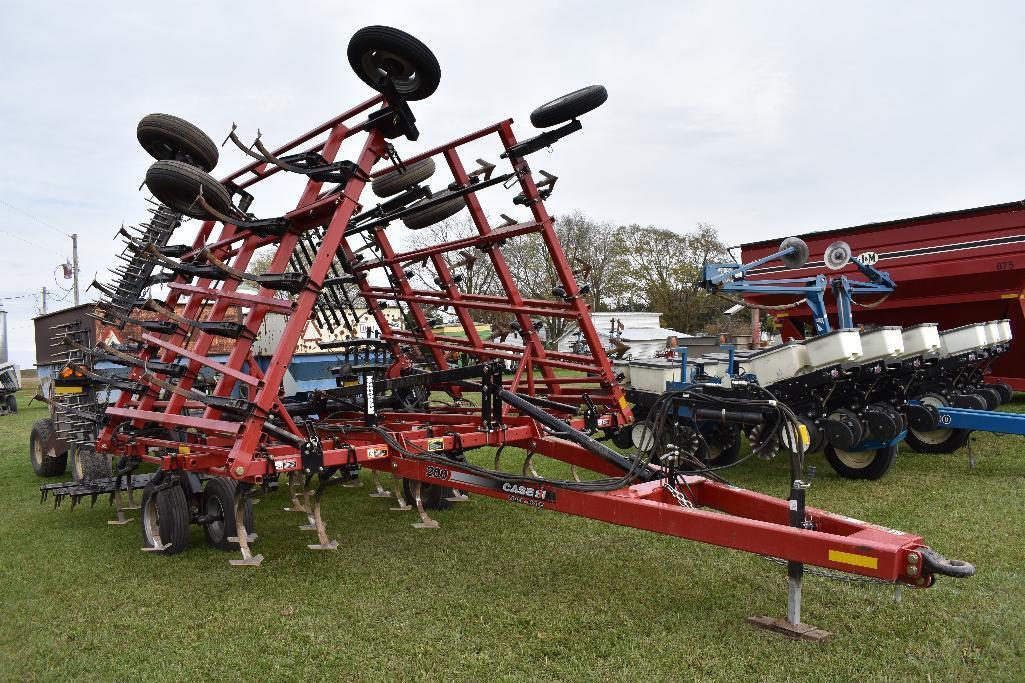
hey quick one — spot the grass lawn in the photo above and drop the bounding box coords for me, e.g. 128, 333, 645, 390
1, 386, 1023, 681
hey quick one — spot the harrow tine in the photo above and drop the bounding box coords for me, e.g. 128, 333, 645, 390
306, 475, 339, 551
409, 480, 440, 530
368, 470, 392, 498
228, 487, 263, 567
389, 476, 412, 512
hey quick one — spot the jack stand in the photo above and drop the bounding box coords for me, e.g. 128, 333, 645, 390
748, 480, 830, 641
966, 436, 976, 469
369, 470, 392, 498
410, 480, 439, 529
390, 476, 412, 511
229, 489, 263, 566
894, 584, 904, 604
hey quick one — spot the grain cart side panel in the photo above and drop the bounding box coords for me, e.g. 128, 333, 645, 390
741, 201, 1025, 389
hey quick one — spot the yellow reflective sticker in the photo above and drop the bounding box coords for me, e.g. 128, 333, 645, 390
178, 446, 191, 455
828, 550, 878, 569
618, 396, 628, 410
797, 423, 810, 447
54, 386, 83, 395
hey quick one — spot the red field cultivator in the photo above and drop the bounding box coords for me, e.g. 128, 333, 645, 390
43, 26, 972, 635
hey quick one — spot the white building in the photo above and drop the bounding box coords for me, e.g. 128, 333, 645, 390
252, 306, 405, 356
558, 311, 687, 359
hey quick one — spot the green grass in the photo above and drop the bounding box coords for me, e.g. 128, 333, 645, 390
1, 388, 1023, 681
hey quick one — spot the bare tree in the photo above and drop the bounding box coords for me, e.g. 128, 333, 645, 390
501, 211, 628, 348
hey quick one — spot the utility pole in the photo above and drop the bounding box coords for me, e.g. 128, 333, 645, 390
41, 287, 47, 314
71, 233, 80, 306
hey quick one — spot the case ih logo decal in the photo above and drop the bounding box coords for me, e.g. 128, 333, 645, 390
501, 482, 555, 502
423, 468, 558, 507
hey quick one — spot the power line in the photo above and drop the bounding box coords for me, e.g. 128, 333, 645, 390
0, 197, 71, 237
0, 225, 66, 257
0, 292, 38, 301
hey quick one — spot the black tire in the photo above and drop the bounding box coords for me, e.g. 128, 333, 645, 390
5, 394, 16, 413
29, 418, 67, 477
347, 26, 441, 101
530, 85, 608, 128
824, 443, 898, 480
904, 392, 971, 454
698, 425, 741, 467
402, 479, 452, 511
989, 382, 1014, 405
137, 113, 219, 172
140, 479, 190, 555
200, 478, 254, 551
402, 191, 466, 230
610, 425, 634, 449
975, 386, 1002, 411
372, 158, 436, 198
145, 160, 233, 220
70, 444, 109, 482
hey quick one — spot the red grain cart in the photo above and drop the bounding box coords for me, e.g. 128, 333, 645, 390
742, 201, 1025, 389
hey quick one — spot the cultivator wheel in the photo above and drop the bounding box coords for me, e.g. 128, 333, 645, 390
140, 476, 190, 555
402, 479, 451, 512
529, 85, 609, 128
137, 113, 220, 172
402, 190, 467, 229
347, 25, 441, 101
144, 160, 233, 220
201, 478, 254, 551
371, 157, 436, 196
823, 443, 898, 480
30, 418, 67, 477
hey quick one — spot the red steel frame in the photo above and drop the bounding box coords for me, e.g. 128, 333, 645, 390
93, 92, 949, 585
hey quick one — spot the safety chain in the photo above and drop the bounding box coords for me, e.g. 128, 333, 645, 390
760, 556, 894, 586
662, 479, 694, 508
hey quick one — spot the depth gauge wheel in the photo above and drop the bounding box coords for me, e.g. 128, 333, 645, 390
29, 418, 67, 477
137, 113, 219, 172
347, 26, 441, 101
6, 394, 17, 413
371, 158, 436, 197
402, 479, 452, 511
529, 85, 608, 128
140, 477, 190, 555
904, 392, 971, 454
823, 443, 898, 480
70, 444, 110, 482
200, 478, 254, 551
402, 190, 466, 230
144, 160, 233, 220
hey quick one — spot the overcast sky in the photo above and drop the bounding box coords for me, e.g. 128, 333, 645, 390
2, 1, 1024, 367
